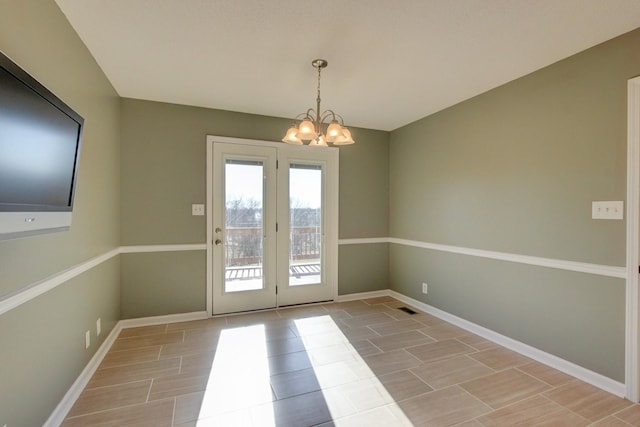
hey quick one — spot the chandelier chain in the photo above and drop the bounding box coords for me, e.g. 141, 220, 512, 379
315, 64, 322, 129
316, 64, 322, 104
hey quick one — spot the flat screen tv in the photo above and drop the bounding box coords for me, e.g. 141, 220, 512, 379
0, 51, 83, 240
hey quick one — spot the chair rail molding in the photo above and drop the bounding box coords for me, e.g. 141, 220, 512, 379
0, 244, 207, 317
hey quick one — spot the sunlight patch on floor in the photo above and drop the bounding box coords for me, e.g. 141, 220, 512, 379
293, 316, 414, 426
196, 325, 274, 425
193, 315, 413, 426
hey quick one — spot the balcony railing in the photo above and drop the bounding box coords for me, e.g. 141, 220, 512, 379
225, 226, 321, 267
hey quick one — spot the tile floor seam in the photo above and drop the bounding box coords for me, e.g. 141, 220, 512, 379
110, 343, 178, 353
469, 416, 488, 426
512, 365, 561, 388
407, 369, 438, 391
82, 376, 165, 391
117, 328, 169, 339
364, 338, 384, 354
415, 328, 433, 339
545, 378, 636, 425
93, 363, 125, 371
418, 331, 439, 341
97, 359, 164, 371
102, 344, 164, 356
82, 378, 154, 392
460, 353, 498, 373
405, 383, 494, 425
480, 390, 563, 419
535, 393, 594, 425
451, 383, 496, 416
459, 371, 552, 412
64, 398, 174, 421
601, 404, 638, 425
392, 348, 424, 372
363, 324, 377, 335
410, 356, 498, 392
170, 396, 177, 427
145, 378, 154, 403
495, 357, 545, 376
609, 417, 636, 426
453, 336, 480, 349
401, 337, 470, 354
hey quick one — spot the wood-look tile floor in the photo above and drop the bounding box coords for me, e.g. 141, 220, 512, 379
62, 297, 640, 426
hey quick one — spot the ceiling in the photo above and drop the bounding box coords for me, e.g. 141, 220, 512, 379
55, 0, 640, 131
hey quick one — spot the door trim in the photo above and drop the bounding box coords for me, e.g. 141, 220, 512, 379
206, 135, 339, 315
626, 76, 640, 402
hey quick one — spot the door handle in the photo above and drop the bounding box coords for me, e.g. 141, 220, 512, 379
215, 239, 222, 246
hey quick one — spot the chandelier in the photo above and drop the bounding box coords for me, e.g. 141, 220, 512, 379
282, 59, 355, 147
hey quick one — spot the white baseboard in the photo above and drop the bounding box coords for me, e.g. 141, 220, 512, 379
336, 289, 391, 302
44, 321, 124, 427
119, 311, 209, 328
388, 290, 626, 398
45, 311, 209, 426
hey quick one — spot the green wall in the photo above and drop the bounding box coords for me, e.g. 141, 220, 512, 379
0, 1, 121, 425
338, 243, 389, 295
121, 251, 206, 318
389, 29, 640, 382
120, 98, 389, 317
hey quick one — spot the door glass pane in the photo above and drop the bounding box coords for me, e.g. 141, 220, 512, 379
289, 164, 322, 286
224, 159, 264, 292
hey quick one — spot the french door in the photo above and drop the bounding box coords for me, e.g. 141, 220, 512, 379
208, 138, 338, 315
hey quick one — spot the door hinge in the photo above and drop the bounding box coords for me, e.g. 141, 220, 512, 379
276, 286, 278, 294
276, 160, 279, 169
276, 222, 278, 232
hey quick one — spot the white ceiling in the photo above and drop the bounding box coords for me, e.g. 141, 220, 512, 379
55, 0, 640, 131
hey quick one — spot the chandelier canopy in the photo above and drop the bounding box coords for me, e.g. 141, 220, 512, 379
282, 59, 355, 147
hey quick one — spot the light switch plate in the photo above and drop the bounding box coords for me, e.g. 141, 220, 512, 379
192, 204, 205, 216
592, 201, 624, 220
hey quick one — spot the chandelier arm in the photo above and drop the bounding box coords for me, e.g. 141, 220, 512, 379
319, 110, 338, 124
292, 112, 309, 123
304, 108, 318, 121
331, 113, 346, 126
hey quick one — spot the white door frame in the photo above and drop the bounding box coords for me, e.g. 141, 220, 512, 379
211, 142, 278, 314
206, 135, 339, 315
626, 76, 640, 402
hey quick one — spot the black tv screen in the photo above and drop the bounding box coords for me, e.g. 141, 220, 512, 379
0, 51, 83, 239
